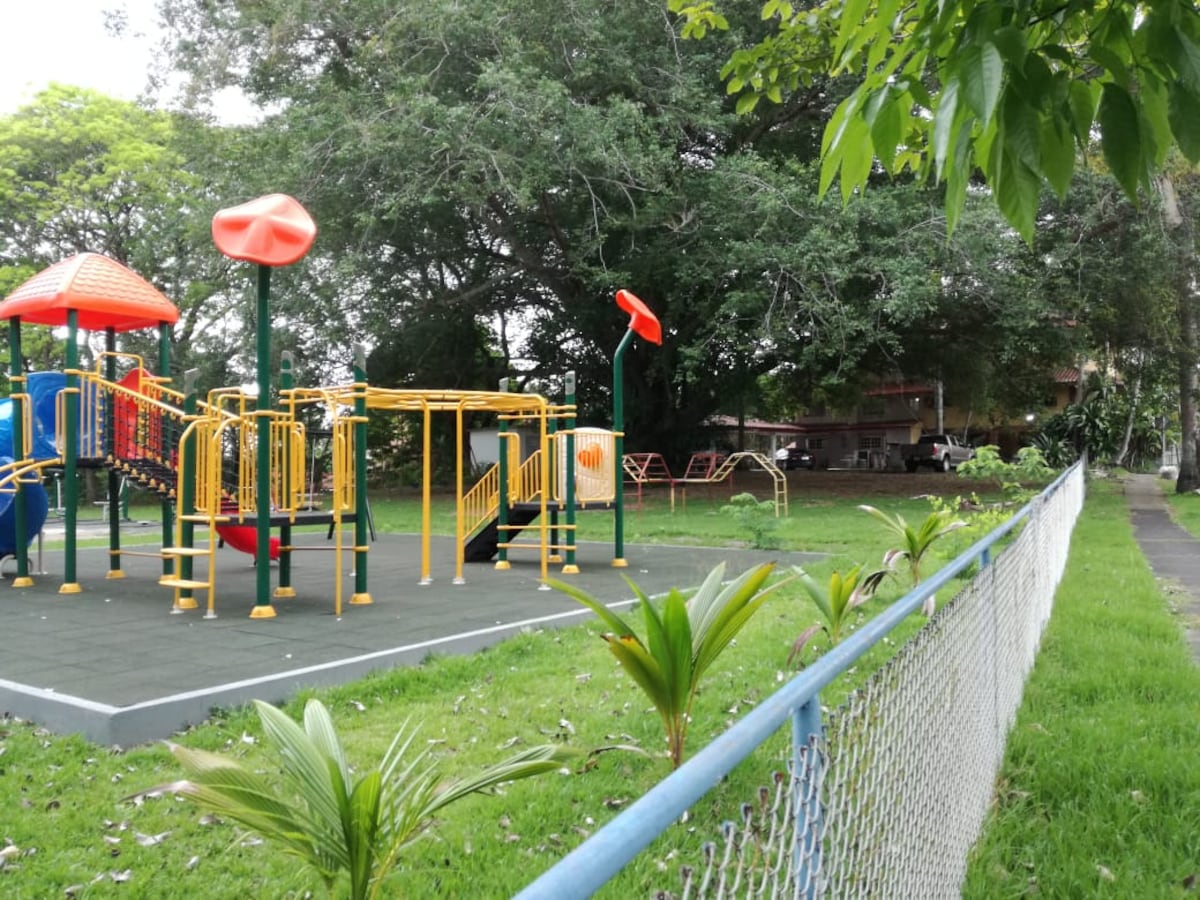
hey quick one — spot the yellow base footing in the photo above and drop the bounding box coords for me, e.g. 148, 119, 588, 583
59, 583, 83, 594
12, 576, 33, 588
249, 605, 277, 619
175, 597, 199, 610
350, 592, 373, 606
274, 586, 297, 599
611, 558, 628, 568
548, 554, 563, 563
494, 560, 511, 570
106, 570, 127, 580
560, 564, 580, 575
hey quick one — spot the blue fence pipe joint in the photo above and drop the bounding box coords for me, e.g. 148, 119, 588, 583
516, 460, 1082, 899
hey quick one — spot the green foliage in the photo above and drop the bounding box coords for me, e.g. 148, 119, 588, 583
1029, 431, 1076, 469
548, 562, 787, 768
957, 444, 1054, 500
789, 563, 887, 664
720, 492, 780, 549
925, 492, 1018, 558
135, 699, 570, 899
859, 504, 966, 595
673, 0, 1200, 240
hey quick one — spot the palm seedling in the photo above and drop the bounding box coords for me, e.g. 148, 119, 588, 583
789, 564, 888, 665
133, 699, 572, 900
859, 504, 966, 598
548, 562, 786, 769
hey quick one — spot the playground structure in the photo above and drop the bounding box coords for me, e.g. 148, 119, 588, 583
623, 450, 788, 515
0, 197, 669, 619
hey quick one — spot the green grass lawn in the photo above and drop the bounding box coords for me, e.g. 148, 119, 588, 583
7, 475, 1177, 897
963, 480, 1200, 898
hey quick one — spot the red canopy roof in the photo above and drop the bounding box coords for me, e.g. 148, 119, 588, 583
0, 253, 180, 331
212, 193, 317, 267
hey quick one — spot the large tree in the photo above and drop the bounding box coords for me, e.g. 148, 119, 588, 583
156, 0, 1088, 464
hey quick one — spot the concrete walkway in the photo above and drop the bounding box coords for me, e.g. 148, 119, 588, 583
1124, 473, 1200, 661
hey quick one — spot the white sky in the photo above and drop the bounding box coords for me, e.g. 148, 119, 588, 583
0, 0, 259, 121
0, 1, 161, 114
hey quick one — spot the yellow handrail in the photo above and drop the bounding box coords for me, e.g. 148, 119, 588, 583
462, 463, 501, 537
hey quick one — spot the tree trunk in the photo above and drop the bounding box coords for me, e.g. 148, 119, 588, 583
1158, 174, 1200, 493
1114, 364, 1141, 468
1176, 306, 1199, 492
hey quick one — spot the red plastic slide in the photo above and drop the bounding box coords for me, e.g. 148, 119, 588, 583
216, 522, 281, 561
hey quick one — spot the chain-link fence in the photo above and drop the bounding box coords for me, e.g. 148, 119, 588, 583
679, 464, 1085, 898
518, 462, 1085, 900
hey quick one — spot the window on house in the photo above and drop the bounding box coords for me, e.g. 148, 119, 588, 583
858, 435, 883, 450
808, 438, 824, 450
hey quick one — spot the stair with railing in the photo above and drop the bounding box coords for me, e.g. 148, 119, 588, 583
462, 450, 545, 562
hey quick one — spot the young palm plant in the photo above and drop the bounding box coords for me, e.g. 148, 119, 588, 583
134, 699, 572, 900
548, 562, 786, 769
789, 564, 888, 666
859, 504, 966, 602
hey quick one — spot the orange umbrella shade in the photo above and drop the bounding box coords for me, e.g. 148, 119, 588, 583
0, 253, 180, 331
615, 289, 662, 345
212, 193, 317, 267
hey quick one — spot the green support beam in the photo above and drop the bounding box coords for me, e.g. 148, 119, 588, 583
563, 371, 579, 574
159, 322, 173, 578
276, 351, 295, 599
611, 329, 634, 568
61, 309, 81, 593
252, 265, 275, 618
106, 328, 123, 580
350, 345, 371, 606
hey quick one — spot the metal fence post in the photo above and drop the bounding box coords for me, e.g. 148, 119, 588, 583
793, 696, 824, 899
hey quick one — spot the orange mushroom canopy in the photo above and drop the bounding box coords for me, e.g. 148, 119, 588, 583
0, 253, 180, 331
615, 289, 662, 345
212, 193, 317, 267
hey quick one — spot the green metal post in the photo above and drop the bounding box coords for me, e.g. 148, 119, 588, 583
159, 323, 173, 576
276, 351, 294, 599
495, 377, 511, 570
350, 345, 371, 605
612, 328, 634, 567
563, 371, 578, 573
106, 328, 122, 579
547, 411, 559, 562
177, 369, 199, 610
252, 264, 275, 617
61, 309, 81, 592
9, 318, 31, 587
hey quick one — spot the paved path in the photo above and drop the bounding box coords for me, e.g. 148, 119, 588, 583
1124, 473, 1200, 662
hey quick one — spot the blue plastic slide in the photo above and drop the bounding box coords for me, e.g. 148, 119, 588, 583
0, 386, 55, 556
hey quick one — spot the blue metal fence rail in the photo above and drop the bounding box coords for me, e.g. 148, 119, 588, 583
517, 460, 1083, 899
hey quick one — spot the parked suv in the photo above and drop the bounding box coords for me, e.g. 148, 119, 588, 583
775, 444, 815, 470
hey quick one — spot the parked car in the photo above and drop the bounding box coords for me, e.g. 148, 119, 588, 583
775, 444, 816, 470
900, 434, 974, 472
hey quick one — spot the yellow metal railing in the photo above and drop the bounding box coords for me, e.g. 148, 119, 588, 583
708, 451, 789, 517
515, 449, 543, 503
331, 417, 357, 515
270, 419, 307, 513
462, 463, 501, 538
